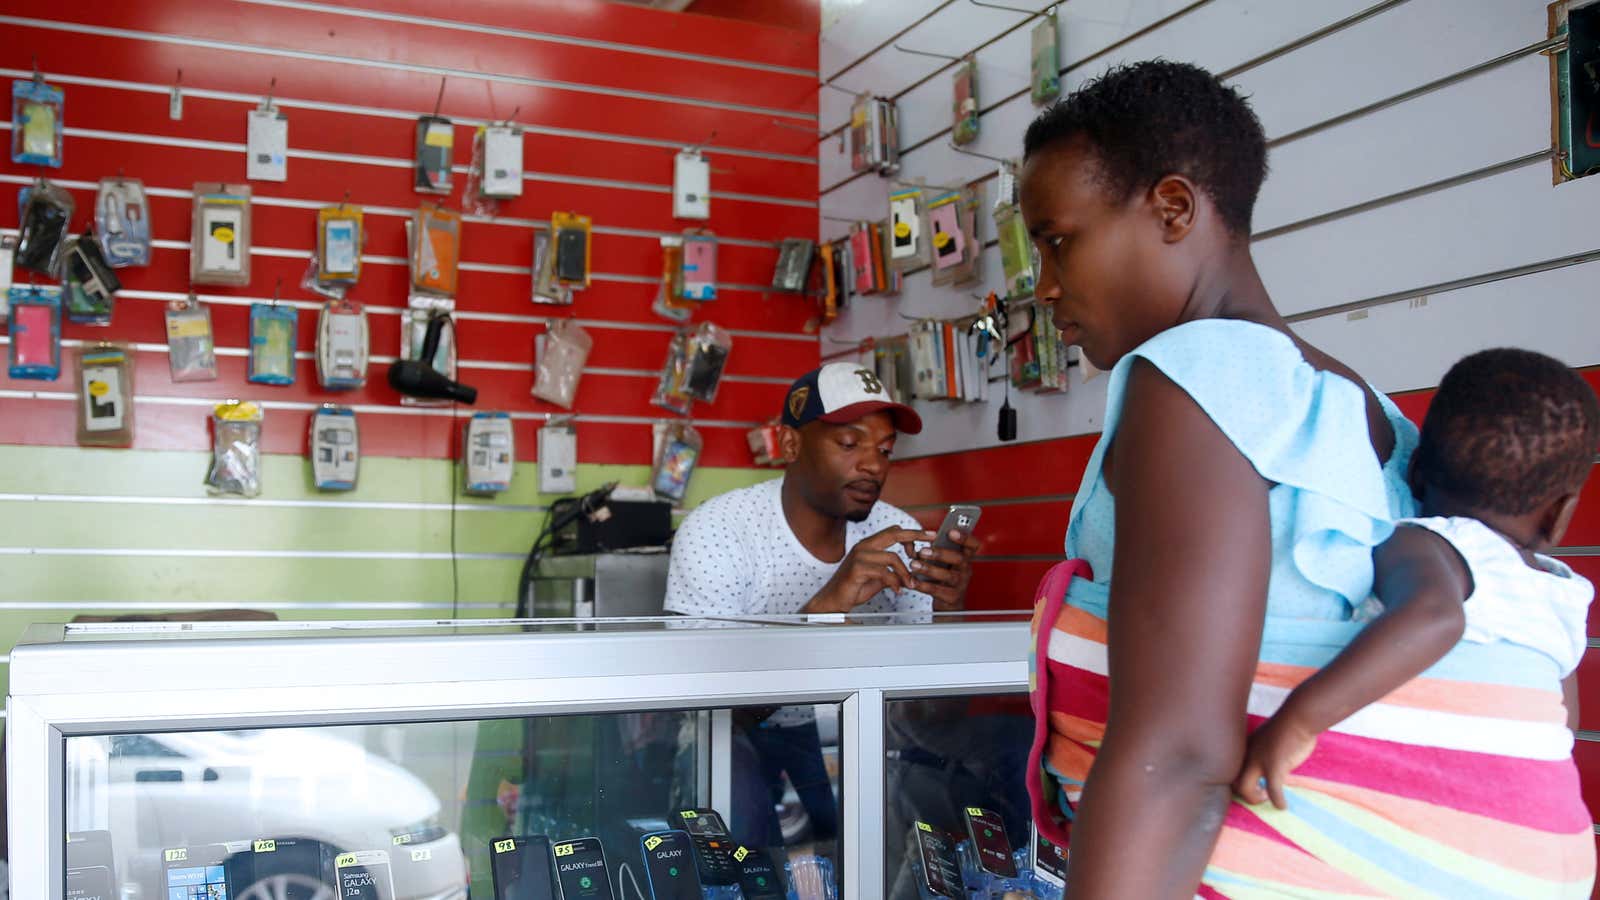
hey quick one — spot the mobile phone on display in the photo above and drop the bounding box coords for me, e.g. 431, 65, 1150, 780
732, 845, 787, 899
1030, 823, 1067, 889
639, 831, 704, 900
236, 838, 335, 900
66, 830, 115, 900
671, 808, 739, 885
490, 835, 559, 900
334, 850, 394, 900
551, 837, 615, 899
912, 822, 965, 899
163, 844, 235, 900
962, 807, 1018, 878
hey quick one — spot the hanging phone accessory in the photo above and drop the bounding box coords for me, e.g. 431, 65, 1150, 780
652, 236, 693, 322
398, 307, 459, 408
191, 183, 252, 285
771, 238, 814, 293
464, 411, 515, 495
469, 114, 523, 209
530, 231, 572, 305
0, 236, 14, 322
246, 80, 288, 182
651, 329, 694, 415
16, 178, 75, 276
207, 400, 263, 498
309, 405, 360, 491
11, 69, 64, 167
684, 321, 732, 403
95, 177, 151, 267
888, 185, 927, 270
165, 294, 219, 382
679, 231, 718, 301
316, 202, 364, 286
414, 79, 454, 194
952, 54, 980, 146
551, 211, 592, 289
926, 191, 967, 275
7, 284, 62, 380
410, 204, 461, 296
1031, 10, 1062, 105
673, 148, 710, 220
316, 298, 368, 390
62, 233, 121, 326
248, 296, 298, 385
531, 318, 592, 410
76, 344, 135, 448
650, 420, 703, 502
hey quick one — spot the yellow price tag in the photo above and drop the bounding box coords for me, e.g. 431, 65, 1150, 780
554, 842, 576, 857
165, 849, 188, 862
411, 848, 432, 862
494, 839, 516, 854
733, 847, 750, 863
966, 807, 985, 818
253, 840, 276, 853
393, 834, 412, 845
645, 836, 663, 852
336, 853, 358, 867
680, 810, 699, 819
916, 822, 933, 833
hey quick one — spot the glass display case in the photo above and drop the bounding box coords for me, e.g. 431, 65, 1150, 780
7, 613, 1041, 899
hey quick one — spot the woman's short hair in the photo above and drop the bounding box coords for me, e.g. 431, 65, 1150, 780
1023, 60, 1268, 236
1413, 348, 1600, 516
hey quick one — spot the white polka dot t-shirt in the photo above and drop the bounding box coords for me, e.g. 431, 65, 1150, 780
664, 477, 934, 618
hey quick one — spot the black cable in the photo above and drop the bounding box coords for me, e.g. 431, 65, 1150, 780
450, 395, 460, 619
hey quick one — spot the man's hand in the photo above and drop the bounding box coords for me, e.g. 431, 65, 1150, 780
1231, 709, 1319, 810
910, 529, 982, 611
802, 526, 928, 614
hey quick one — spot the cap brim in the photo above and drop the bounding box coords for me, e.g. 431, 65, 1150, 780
818, 400, 924, 435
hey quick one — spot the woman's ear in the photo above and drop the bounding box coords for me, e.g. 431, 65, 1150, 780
1150, 174, 1198, 243
778, 425, 803, 464
1540, 493, 1580, 548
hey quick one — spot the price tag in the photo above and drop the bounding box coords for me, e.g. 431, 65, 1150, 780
254, 839, 277, 853
494, 839, 516, 853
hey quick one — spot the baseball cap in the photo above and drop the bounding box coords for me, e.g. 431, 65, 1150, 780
780, 362, 923, 435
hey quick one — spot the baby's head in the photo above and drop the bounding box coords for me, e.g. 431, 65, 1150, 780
1411, 348, 1600, 550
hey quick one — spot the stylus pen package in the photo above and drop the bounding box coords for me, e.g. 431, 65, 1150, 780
206, 400, 263, 498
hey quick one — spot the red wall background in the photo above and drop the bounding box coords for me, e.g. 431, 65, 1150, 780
0, 0, 821, 468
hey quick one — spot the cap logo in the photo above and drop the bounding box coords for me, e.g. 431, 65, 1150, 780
853, 369, 884, 395
787, 386, 811, 420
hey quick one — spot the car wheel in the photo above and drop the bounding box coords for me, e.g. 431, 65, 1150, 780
234, 873, 338, 900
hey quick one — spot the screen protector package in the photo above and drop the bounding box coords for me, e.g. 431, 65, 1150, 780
12, 77, 63, 166
165, 295, 218, 382
317, 204, 363, 285
679, 230, 717, 301
62, 235, 121, 325
684, 321, 731, 403
191, 183, 252, 285
8, 285, 62, 380
95, 177, 151, 267
651, 329, 693, 415
952, 55, 980, 146
415, 114, 454, 194
651, 420, 703, 503
16, 178, 74, 275
531, 231, 572, 306
248, 302, 298, 385
532, 318, 592, 409
411, 204, 461, 296
316, 298, 368, 390
1031, 11, 1062, 105
76, 344, 134, 447
207, 400, 263, 497
551, 211, 592, 289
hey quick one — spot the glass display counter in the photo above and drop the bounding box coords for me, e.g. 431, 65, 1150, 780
7, 613, 1041, 899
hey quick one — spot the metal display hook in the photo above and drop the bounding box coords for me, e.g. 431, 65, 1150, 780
432, 77, 447, 117
948, 142, 1011, 164
968, 0, 1052, 15
892, 43, 964, 62
771, 119, 830, 138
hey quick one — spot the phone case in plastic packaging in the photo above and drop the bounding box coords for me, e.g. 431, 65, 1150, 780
411, 204, 460, 296
76, 344, 134, 448
468, 123, 523, 211
531, 319, 592, 409
399, 309, 457, 407
651, 421, 703, 502
1031, 11, 1062, 105
95, 177, 151, 267
317, 204, 363, 285
316, 299, 368, 390
531, 231, 572, 305
16, 179, 74, 275
551, 211, 592, 289
464, 411, 515, 495
7, 285, 62, 380
165, 296, 218, 382
191, 183, 252, 286
680, 230, 718, 301
771, 238, 814, 293
206, 400, 263, 498
309, 404, 359, 491
248, 303, 298, 386
414, 115, 454, 194
684, 321, 732, 403
12, 77, 63, 167
62, 234, 121, 326
652, 236, 693, 322
651, 329, 693, 415
952, 55, 980, 146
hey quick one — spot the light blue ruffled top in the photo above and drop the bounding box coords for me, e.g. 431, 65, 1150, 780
1063, 319, 1420, 661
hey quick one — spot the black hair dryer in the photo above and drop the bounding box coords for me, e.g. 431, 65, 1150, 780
387, 314, 478, 404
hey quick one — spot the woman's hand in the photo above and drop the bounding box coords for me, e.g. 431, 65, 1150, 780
1232, 712, 1318, 810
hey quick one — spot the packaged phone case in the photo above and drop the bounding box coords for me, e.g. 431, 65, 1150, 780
468, 122, 523, 209
191, 183, 252, 285
398, 309, 457, 407
551, 211, 592, 289
680, 231, 717, 301
651, 329, 694, 415
165, 296, 218, 382
1031, 11, 1062, 105
414, 115, 454, 194
248, 303, 298, 385
684, 321, 731, 403
95, 177, 151, 267
651, 421, 703, 502
309, 405, 359, 491
76, 344, 134, 447
653, 236, 693, 322
316, 298, 368, 390
12, 76, 63, 167
531, 319, 592, 409
772, 238, 814, 293
952, 55, 980, 146
60, 237, 119, 326
16, 179, 74, 275
246, 102, 288, 182
531, 231, 572, 305
673, 148, 710, 220
317, 204, 363, 284
207, 400, 263, 498
411, 205, 460, 296
7, 285, 62, 380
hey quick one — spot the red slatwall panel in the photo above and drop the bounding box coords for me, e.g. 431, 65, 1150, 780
0, 0, 819, 468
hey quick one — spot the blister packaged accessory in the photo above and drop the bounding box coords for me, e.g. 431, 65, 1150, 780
651, 329, 693, 415
399, 309, 457, 407
930, 184, 984, 287
309, 404, 359, 491
679, 231, 718, 301
684, 321, 731, 403
1031, 11, 1062, 105
12, 76, 63, 167
994, 202, 1035, 300
414, 115, 454, 194
551, 211, 592, 288
76, 344, 134, 447
530, 231, 572, 305
7, 285, 62, 380
952, 55, 980, 146
165, 295, 218, 382
475, 122, 523, 199
95, 178, 151, 267
248, 302, 298, 385
464, 412, 515, 495
652, 236, 693, 322
16, 179, 74, 275
411, 204, 460, 296
300, 253, 347, 301
316, 298, 368, 390
246, 101, 288, 182
771, 238, 814, 293
531, 318, 592, 409
62, 235, 120, 326
317, 204, 363, 284
673, 149, 710, 220
927, 191, 966, 272
191, 183, 251, 285
651, 421, 703, 502
207, 400, 262, 498
0, 235, 13, 322
888, 184, 927, 271
747, 421, 783, 467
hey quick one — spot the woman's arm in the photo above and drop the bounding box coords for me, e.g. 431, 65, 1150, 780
1065, 359, 1272, 900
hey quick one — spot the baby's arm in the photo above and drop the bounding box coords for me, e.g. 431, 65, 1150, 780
1233, 525, 1471, 808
